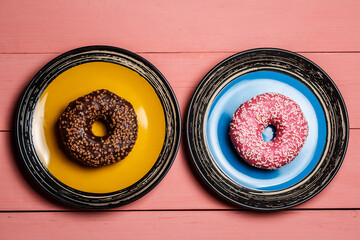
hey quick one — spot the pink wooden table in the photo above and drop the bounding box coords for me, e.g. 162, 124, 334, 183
1, 0, 359, 239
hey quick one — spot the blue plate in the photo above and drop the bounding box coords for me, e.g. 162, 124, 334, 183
207, 71, 327, 191
186, 48, 349, 210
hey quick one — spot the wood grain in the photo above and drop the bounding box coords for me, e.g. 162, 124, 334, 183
1, 210, 359, 240
1, 128, 358, 211
0, 52, 359, 131
1, 0, 359, 238
0, 0, 359, 53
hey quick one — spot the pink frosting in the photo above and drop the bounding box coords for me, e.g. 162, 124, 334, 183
229, 93, 309, 170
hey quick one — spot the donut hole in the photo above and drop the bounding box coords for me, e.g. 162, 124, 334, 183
262, 124, 277, 142
91, 119, 108, 137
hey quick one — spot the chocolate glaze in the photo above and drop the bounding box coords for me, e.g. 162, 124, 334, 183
58, 89, 138, 167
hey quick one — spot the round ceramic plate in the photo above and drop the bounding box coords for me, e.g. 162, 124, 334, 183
186, 48, 349, 210
16, 46, 181, 209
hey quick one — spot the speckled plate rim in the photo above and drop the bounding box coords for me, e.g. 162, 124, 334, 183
186, 48, 349, 210
15, 45, 181, 209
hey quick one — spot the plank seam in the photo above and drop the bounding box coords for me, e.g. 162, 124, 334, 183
0, 208, 359, 213
1, 51, 360, 55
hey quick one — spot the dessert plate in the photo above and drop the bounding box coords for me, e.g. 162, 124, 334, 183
186, 48, 348, 210
16, 46, 181, 209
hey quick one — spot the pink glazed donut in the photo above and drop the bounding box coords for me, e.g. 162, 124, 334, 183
229, 93, 309, 170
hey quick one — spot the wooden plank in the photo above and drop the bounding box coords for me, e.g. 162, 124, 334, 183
0, 0, 360, 53
0, 210, 359, 239
1, 129, 359, 211
0, 52, 359, 130
0, 54, 56, 131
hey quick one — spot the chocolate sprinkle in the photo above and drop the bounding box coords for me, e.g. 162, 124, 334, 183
58, 89, 138, 167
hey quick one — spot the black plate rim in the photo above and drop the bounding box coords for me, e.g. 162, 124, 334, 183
186, 47, 349, 211
15, 45, 182, 209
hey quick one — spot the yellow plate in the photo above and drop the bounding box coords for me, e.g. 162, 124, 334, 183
33, 61, 165, 193
16, 46, 181, 209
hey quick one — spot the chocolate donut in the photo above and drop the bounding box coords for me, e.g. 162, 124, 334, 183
230, 93, 309, 170
58, 89, 138, 167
